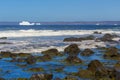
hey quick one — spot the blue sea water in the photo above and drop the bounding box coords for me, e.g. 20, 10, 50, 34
0, 25, 120, 30
0, 25, 120, 79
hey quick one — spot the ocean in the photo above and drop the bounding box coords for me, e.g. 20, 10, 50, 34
0, 25, 119, 53
0, 25, 120, 79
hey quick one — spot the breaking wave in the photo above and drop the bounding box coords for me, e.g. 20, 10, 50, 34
0, 29, 119, 37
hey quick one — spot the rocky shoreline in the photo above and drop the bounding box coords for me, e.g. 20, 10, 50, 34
0, 32, 120, 80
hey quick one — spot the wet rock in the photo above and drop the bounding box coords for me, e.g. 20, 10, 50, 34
54, 78, 61, 80
116, 71, 120, 80
0, 56, 2, 59
26, 56, 36, 65
0, 78, 5, 80
87, 60, 108, 76
10, 53, 18, 58
16, 64, 27, 68
55, 67, 64, 72
28, 67, 44, 72
106, 68, 116, 79
0, 37, 7, 39
63, 37, 82, 42
17, 58, 26, 62
0, 51, 12, 58
0, 42, 12, 44
64, 44, 80, 56
93, 31, 102, 34
103, 47, 120, 60
10, 57, 26, 62
81, 48, 94, 56
63, 76, 78, 80
65, 56, 82, 64
88, 60, 107, 73
37, 54, 52, 62
30, 73, 53, 80
17, 78, 28, 80
77, 70, 93, 78
114, 61, 120, 70
41, 48, 61, 57
18, 53, 31, 57
63, 35, 95, 42
100, 33, 117, 42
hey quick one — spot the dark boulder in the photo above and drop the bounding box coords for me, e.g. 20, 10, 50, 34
87, 60, 108, 76
64, 44, 80, 56
103, 47, 120, 60
81, 48, 94, 56
114, 61, 120, 70
65, 56, 82, 64
26, 56, 36, 65
63, 35, 95, 42
0, 51, 12, 58
77, 70, 93, 78
28, 67, 44, 72
41, 48, 61, 57
18, 53, 31, 57
100, 33, 118, 42
93, 31, 102, 34
63, 37, 82, 42
63, 76, 78, 80
10, 53, 18, 58
0, 37, 7, 39
30, 73, 53, 80
37, 54, 52, 62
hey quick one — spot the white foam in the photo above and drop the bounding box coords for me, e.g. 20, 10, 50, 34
0, 29, 119, 37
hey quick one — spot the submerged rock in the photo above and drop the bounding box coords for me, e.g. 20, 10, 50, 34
81, 48, 94, 56
30, 73, 53, 80
26, 56, 36, 65
28, 67, 44, 72
41, 48, 61, 57
64, 44, 80, 56
65, 56, 82, 64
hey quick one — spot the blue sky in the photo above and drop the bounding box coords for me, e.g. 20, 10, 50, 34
0, 0, 120, 21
